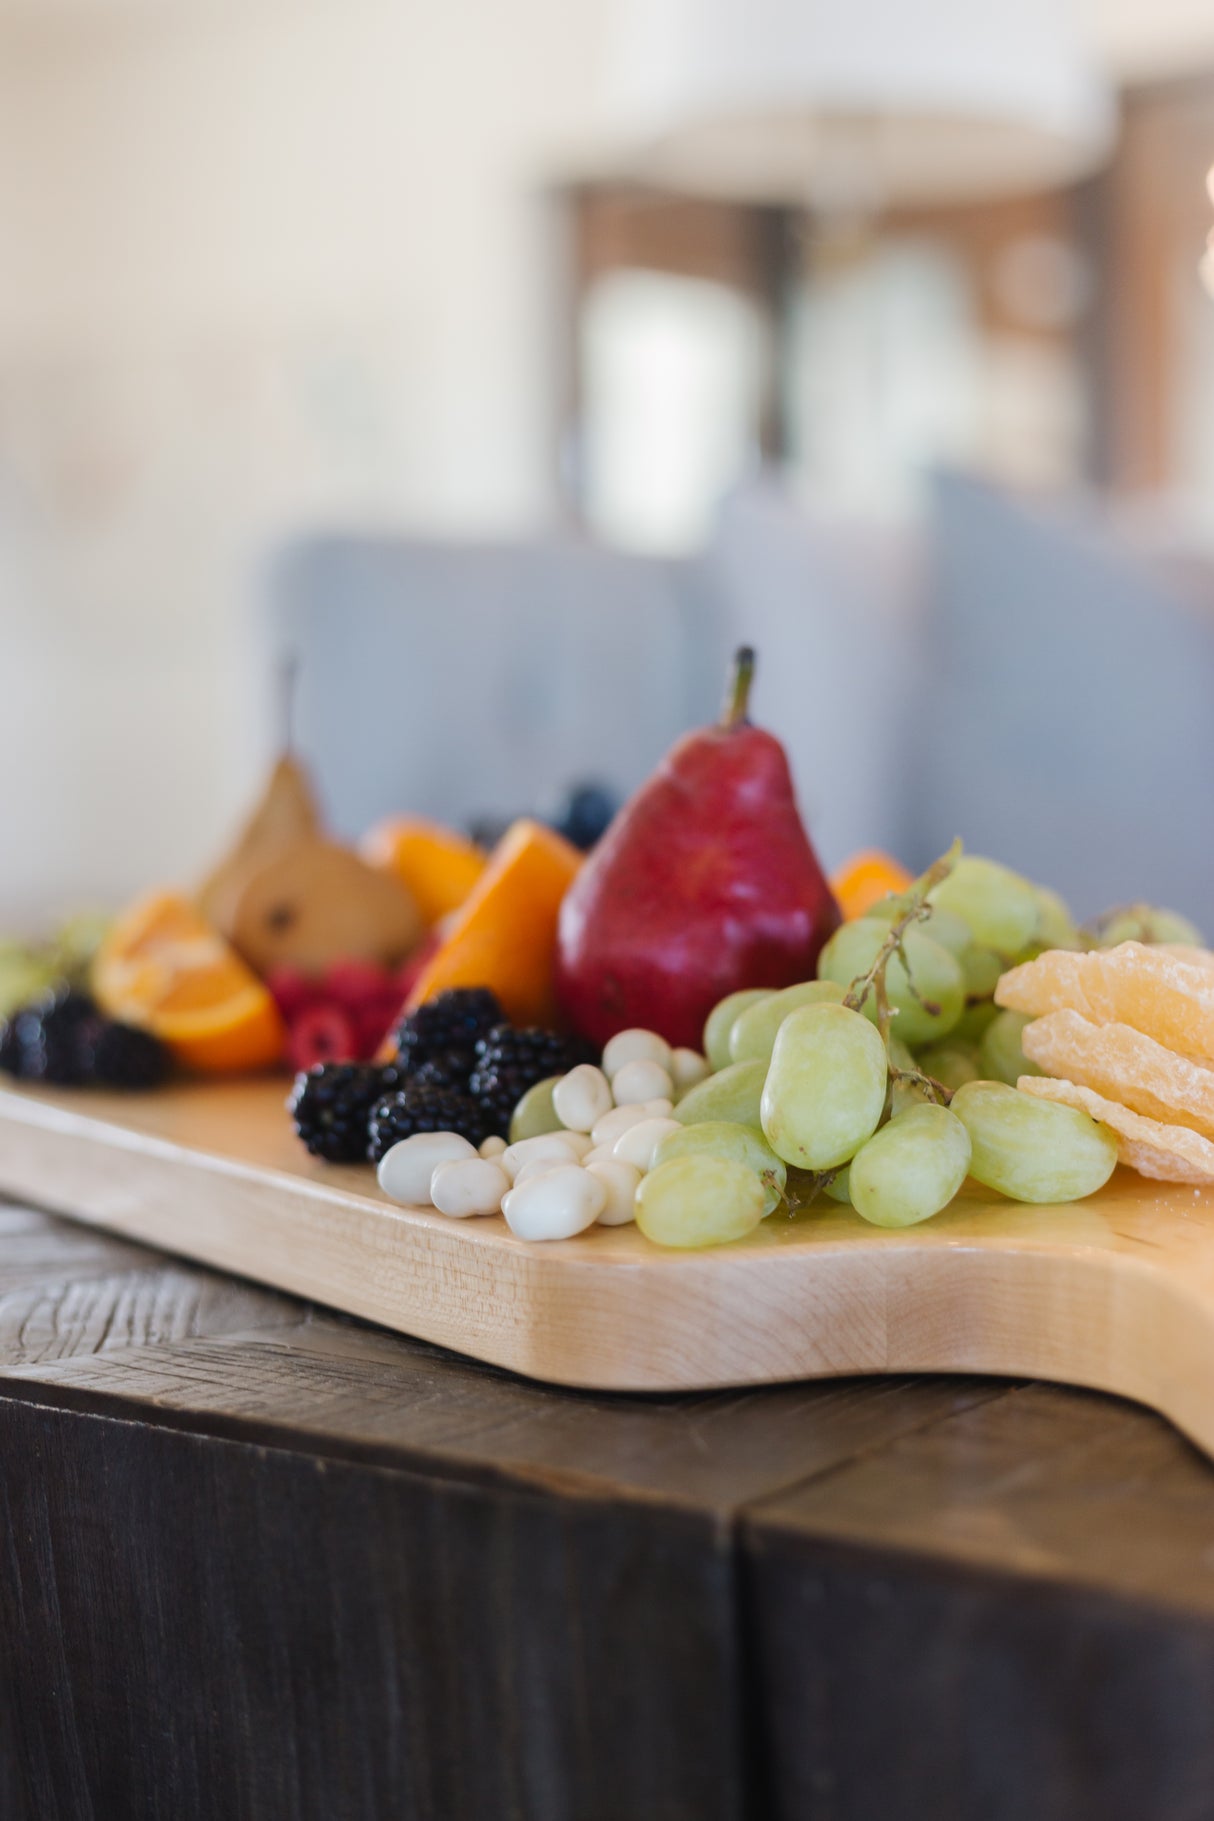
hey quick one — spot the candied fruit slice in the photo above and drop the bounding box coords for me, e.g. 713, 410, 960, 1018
1022, 1010, 1214, 1141
1018, 1075, 1214, 1185
997, 942, 1214, 1060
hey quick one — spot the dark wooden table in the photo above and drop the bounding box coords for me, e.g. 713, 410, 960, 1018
5, 1197, 1214, 1821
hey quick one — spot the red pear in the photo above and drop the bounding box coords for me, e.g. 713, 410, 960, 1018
556, 648, 841, 1048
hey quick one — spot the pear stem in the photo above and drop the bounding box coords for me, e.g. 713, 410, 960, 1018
280, 654, 299, 753
721, 646, 756, 730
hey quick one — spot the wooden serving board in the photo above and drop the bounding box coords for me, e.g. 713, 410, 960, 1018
5, 1077, 1214, 1452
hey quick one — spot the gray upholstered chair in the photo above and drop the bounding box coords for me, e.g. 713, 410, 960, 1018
274, 534, 723, 842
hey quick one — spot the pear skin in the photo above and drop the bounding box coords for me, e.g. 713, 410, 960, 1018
197, 754, 321, 931
555, 648, 840, 1048
229, 839, 423, 976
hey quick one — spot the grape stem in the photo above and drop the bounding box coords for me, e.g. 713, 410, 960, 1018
843, 836, 963, 1127
841, 838, 962, 1042
888, 1063, 953, 1107
787, 840, 964, 1213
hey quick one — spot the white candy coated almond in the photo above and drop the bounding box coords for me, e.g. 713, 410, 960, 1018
502, 1165, 606, 1241
513, 1154, 574, 1185
602, 1029, 672, 1079
613, 1116, 682, 1171
378, 1132, 476, 1205
552, 1064, 613, 1132
611, 1060, 674, 1106
670, 1049, 710, 1092
587, 1159, 641, 1225
430, 1158, 510, 1218
591, 1103, 650, 1146
502, 1132, 584, 1182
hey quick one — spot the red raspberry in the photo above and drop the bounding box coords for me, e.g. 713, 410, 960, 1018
266, 966, 320, 1021
287, 1002, 359, 1073
323, 958, 394, 1011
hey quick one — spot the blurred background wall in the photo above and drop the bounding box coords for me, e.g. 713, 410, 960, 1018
6, 0, 1214, 928
0, 0, 613, 924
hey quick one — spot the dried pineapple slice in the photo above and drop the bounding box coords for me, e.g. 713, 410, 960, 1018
1022, 1010, 1214, 1141
1019, 1075, 1214, 1185
997, 942, 1214, 1061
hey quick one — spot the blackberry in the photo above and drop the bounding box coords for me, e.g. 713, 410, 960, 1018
0, 1016, 23, 1078
391, 988, 503, 1073
14, 987, 97, 1086
367, 1084, 488, 1163
469, 1024, 598, 1138
475, 1083, 524, 1143
83, 1021, 173, 1090
289, 1062, 399, 1163
408, 1049, 474, 1093
0, 987, 173, 1092
25, 987, 96, 1034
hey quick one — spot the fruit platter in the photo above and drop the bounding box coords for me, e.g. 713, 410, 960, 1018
5, 651, 1214, 1454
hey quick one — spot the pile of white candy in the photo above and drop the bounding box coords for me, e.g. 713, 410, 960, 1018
376, 1028, 709, 1241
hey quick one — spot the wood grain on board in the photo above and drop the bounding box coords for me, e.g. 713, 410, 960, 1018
5, 1079, 1214, 1466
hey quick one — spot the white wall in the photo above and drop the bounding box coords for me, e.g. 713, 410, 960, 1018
2, 0, 1212, 932
1082, 0, 1214, 76
0, 0, 610, 929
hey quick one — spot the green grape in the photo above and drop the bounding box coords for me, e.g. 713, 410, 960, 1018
885, 1032, 921, 1111
46, 908, 111, 978
729, 979, 845, 1064
1033, 886, 1082, 951
960, 945, 1004, 1000
1088, 904, 1205, 949
703, 989, 772, 1072
952, 1001, 1001, 1044
849, 1104, 973, 1228
823, 1165, 852, 1205
675, 1059, 767, 1129
887, 1032, 930, 1114
929, 856, 1040, 954
654, 1120, 786, 1216
978, 1010, 1041, 1087
0, 947, 58, 1020
951, 1080, 1117, 1203
508, 1076, 564, 1143
890, 1077, 932, 1115
916, 1040, 981, 1090
818, 919, 964, 1046
761, 1003, 888, 1171
636, 1155, 766, 1249
864, 896, 973, 958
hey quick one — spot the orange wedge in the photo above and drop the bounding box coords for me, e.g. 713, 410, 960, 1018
399, 819, 582, 1029
360, 816, 487, 927
93, 890, 285, 1074
830, 850, 914, 922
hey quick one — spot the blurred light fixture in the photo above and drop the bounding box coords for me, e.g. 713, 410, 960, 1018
600, 0, 1115, 206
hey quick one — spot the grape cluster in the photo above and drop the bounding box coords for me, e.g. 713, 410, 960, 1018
637, 851, 1129, 1247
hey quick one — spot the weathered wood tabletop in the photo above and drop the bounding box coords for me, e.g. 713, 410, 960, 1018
5, 1196, 1214, 1821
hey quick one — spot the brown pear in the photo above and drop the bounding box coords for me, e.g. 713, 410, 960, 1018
197, 754, 320, 931
228, 839, 423, 976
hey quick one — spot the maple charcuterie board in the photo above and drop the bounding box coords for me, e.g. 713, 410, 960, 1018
4, 1077, 1214, 1455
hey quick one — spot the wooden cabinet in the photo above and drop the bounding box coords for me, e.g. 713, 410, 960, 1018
7, 1197, 1214, 1819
